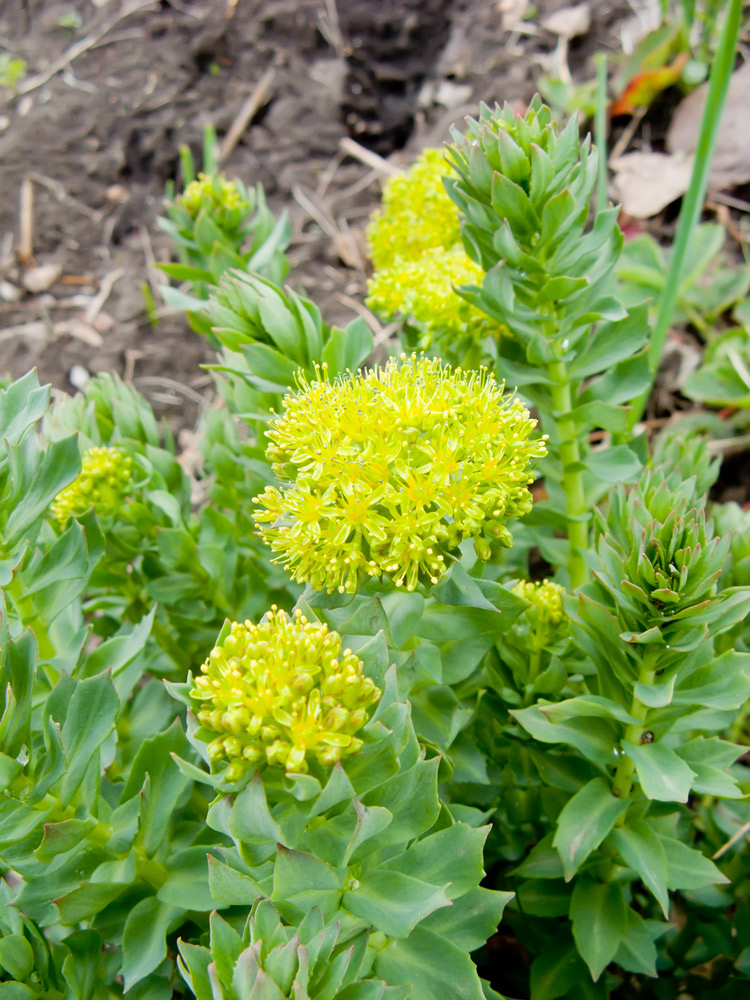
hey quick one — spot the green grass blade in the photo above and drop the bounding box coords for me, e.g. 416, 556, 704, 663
628, 0, 741, 427
594, 54, 609, 214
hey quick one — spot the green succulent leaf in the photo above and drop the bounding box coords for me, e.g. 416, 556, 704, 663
553, 778, 628, 880
622, 741, 696, 803
570, 877, 629, 981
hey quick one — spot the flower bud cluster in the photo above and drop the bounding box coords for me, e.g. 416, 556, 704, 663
51, 446, 134, 527
513, 579, 566, 626
191, 608, 381, 777
253, 355, 546, 594
603, 474, 728, 631
179, 171, 249, 226
179, 898, 396, 1000
627, 509, 722, 622
366, 149, 485, 340
446, 97, 581, 251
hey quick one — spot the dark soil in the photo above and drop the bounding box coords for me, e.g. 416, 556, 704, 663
0, 0, 630, 430
1, 1, 747, 497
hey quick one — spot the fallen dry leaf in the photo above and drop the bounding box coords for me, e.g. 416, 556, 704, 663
541, 3, 591, 39
65, 317, 104, 347
610, 151, 693, 219
611, 53, 689, 116
496, 0, 530, 32
333, 228, 367, 272
667, 60, 750, 189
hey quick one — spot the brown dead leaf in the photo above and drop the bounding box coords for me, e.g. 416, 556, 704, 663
333, 228, 367, 272
496, 0, 530, 32
66, 318, 104, 347
667, 60, 750, 189
541, 3, 591, 39
610, 151, 693, 219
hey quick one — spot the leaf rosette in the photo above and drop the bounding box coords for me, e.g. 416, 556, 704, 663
178, 899, 410, 1000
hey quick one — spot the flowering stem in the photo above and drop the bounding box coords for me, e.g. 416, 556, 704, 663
526, 621, 548, 691
611, 655, 656, 804
134, 847, 168, 889
548, 360, 588, 591
527, 648, 542, 687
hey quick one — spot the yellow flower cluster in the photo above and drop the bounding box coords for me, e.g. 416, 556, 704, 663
51, 446, 134, 527
253, 356, 547, 594
191, 609, 380, 777
368, 150, 463, 267
366, 149, 485, 339
367, 246, 484, 337
179, 172, 248, 221
513, 579, 566, 626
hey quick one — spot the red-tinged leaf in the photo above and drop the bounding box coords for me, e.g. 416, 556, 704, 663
611, 54, 689, 116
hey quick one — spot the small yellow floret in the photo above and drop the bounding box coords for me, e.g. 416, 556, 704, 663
366, 149, 485, 339
179, 172, 248, 221
191, 609, 380, 778
367, 246, 484, 335
368, 150, 463, 269
253, 355, 546, 594
51, 446, 134, 527
513, 579, 566, 626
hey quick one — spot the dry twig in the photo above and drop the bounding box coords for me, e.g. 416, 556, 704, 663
85, 267, 124, 324
292, 185, 338, 239
12, 0, 157, 99
339, 138, 401, 177
18, 177, 34, 266
134, 375, 206, 406
218, 68, 276, 164
611, 107, 648, 160
713, 819, 750, 860
29, 172, 104, 223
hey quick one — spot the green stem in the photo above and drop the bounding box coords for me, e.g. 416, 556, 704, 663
527, 649, 542, 687
5, 583, 56, 661
612, 657, 656, 801
26, 791, 115, 848
134, 846, 168, 889
525, 622, 549, 698
594, 54, 609, 215
628, 0, 742, 428
548, 360, 588, 590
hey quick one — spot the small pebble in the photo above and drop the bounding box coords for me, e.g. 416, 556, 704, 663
68, 364, 91, 390
22, 263, 63, 293
0, 280, 20, 302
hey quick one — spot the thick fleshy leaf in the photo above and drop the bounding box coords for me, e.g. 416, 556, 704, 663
121, 898, 183, 991
58, 672, 118, 807
570, 877, 629, 981
607, 821, 670, 917
659, 837, 729, 891
529, 936, 592, 1000
623, 741, 696, 802
374, 927, 485, 1000
345, 870, 450, 938
553, 778, 628, 880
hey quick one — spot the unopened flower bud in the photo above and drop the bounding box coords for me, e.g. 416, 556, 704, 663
190, 609, 381, 778
51, 446, 134, 527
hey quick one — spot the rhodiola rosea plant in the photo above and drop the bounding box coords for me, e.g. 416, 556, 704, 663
1, 93, 749, 1000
